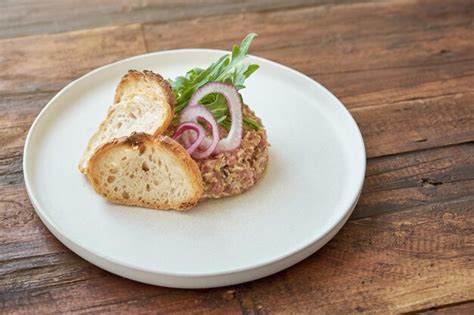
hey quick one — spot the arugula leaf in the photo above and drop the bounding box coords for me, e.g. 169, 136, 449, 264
169, 33, 261, 130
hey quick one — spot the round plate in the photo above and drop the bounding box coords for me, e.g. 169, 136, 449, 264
24, 50, 365, 288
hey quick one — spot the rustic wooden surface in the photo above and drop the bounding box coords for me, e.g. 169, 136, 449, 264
1, 0, 473, 313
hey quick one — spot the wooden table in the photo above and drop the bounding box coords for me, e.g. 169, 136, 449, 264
1, 0, 473, 313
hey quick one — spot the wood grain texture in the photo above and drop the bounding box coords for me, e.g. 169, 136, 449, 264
353, 142, 474, 219
0, 93, 52, 164
353, 93, 474, 158
1, 0, 474, 313
144, 0, 473, 73
418, 302, 474, 314
0, 24, 146, 94
0, 0, 365, 39
144, 0, 473, 83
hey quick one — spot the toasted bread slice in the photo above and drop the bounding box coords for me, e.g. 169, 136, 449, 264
87, 133, 203, 210
79, 70, 175, 173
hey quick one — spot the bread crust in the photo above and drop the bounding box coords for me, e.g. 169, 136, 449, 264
79, 70, 175, 173
114, 70, 175, 107
86, 132, 203, 210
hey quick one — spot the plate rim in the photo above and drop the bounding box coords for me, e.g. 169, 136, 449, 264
23, 48, 366, 279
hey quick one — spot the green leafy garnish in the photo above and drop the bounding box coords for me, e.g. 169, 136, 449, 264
169, 33, 260, 130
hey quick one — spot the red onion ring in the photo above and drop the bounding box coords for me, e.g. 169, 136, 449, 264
182, 129, 212, 151
172, 122, 205, 155
180, 105, 220, 159
188, 82, 243, 153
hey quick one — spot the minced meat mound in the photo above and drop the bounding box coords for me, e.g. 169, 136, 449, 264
171, 105, 269, 199
198, 106, 268, 198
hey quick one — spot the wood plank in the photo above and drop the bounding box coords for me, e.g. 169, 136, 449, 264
354, 142, 474, 219
0, 185, 65, 260
418, 301, 474, 314
1, 183, 472, 313
0, 93, 53, 177
320, 60, 474, 109
143, 0, 473, 65
352, 93, 474, 158
0, 24, 146, 94
0, 269, 242, 314
144, 0, 473, 69
0, 0, 362, 39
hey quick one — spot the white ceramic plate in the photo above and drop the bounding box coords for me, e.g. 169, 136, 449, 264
24, 50, 365, 288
